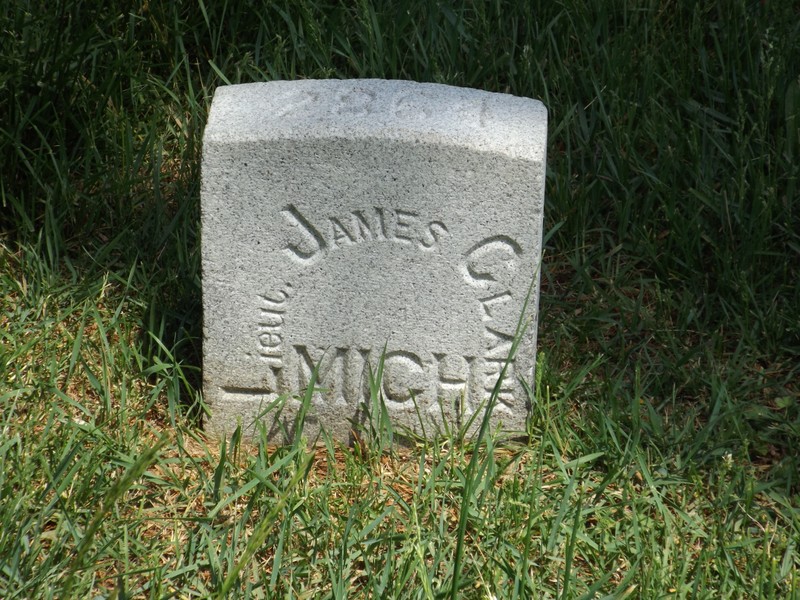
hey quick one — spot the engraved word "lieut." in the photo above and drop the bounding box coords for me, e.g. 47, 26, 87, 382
254, 287, 292, 394
282, 204, 449, 263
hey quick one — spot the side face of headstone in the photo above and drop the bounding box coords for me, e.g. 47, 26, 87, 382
202, 79, 547, 444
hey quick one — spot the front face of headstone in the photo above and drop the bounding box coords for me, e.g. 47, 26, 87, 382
202, 79, 547, 443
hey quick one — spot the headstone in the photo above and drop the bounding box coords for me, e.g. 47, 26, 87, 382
202, 79, 547, 444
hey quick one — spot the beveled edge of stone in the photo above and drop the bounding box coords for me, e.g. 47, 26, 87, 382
204, 79, 547, 162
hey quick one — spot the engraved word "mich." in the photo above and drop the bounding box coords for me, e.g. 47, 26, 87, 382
238, 342, 517, 419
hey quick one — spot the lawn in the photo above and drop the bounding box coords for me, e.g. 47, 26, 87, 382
1, 1, 798, 598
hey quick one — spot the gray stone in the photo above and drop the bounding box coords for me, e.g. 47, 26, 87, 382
201, 79, 547, 444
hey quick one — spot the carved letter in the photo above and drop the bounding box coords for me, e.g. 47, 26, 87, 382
393, 209, 419, 244
419, 221, 449, 250
383, 351, 427, 405
433, 353, 477, 416
291, 345, 348, 407
392, 92, 434, 119
282, 205, 326, 262
259, 289, 289, 306
258, 332, 282, 349
259, 365, 283, 394
329, 217, 356, 247
461, 235, 522, 288
478, 292, 512, 321
258, 311, 284, 328
336, 88, 376, 116
484, 327, 514, 359
273, 90, 318, 118
375, 207, 389, 239
351, 210, 376, 241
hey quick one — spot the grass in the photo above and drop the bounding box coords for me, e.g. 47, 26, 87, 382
1, 0, 799, 597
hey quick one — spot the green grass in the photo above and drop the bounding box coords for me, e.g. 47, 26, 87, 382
1, 0, 799, 597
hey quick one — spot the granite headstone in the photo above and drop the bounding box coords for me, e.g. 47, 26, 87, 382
201, 79, 547, 443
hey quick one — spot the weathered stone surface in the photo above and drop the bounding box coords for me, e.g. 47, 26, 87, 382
202, 79, 547, 443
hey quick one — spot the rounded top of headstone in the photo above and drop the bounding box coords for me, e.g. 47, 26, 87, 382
204, 79, 547, 162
